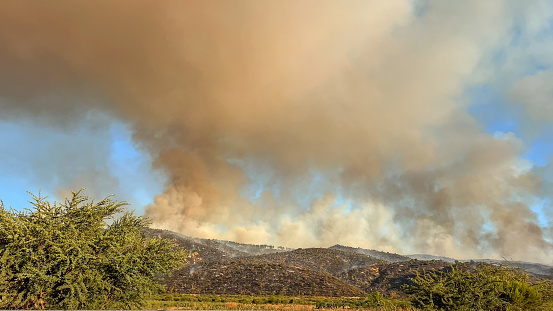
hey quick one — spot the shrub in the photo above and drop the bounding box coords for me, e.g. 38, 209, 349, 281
404, 263, 543, 311
0, 190, 187, 309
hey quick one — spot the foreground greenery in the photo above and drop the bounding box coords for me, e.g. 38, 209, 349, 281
145, 287, 553, 311
146, 293, 415, 310
0, 190, 187, 309
148, 263, 553, 311
404, 263, 553, 311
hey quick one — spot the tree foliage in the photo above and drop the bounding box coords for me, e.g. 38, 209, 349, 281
0, 190, 187, 309
404, 263, 543, 311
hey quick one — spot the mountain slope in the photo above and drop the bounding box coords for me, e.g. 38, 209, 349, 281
144, 228, 249, 263
406, 254, 457, 263
145, 228, 553, 297
330, 244, 410, 262
338, 260, 451, 295
244, 247, 385, 275
166, 260, 367, 297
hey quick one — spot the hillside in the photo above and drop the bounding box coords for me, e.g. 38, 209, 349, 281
244, 247, 385, 275
406, 254, 457, 263
330, 244, 410, 262
216, 239, 293, 255
144, 228, 249, 263
146, 228, 553, 297
474, 259, 553, 281
166, 260, 367, 297
338, 260, 451, 295
144, 228, 292, 261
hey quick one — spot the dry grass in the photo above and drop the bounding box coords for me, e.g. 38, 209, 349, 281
145, 293, 418, 311
152, 301, 418, 311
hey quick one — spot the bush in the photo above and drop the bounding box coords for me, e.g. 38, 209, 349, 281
404, 263, 543, 311
363, 292, 386, 307
0, 190, 187, 309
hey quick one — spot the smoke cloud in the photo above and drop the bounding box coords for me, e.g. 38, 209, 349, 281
1, 0, 552, 262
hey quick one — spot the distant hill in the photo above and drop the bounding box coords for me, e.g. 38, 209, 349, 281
473, 259, 553, 281
406, 254, 457, 263
330, 244, 553, 280
145, 228, 291, 259
338, 260, 451, 296
216, 239, 293, 255
145, 228, 553, 297
166, 260, 367, 297
144, 228, 249, 263
244, 247, 386, 275
330, 244, 410, 262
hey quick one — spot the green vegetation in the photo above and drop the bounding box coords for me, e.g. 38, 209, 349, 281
404, 263, 547, 310
0, 190, 187, 309
145, 293, 415, 310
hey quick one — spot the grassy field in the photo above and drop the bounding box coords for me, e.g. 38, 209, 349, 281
145, 293, 416, 310
145, 293, 553, 310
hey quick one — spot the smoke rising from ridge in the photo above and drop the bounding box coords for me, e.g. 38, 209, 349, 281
1, 0, 552, 262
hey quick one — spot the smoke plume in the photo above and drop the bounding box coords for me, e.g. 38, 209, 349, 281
1, 0, 552, 262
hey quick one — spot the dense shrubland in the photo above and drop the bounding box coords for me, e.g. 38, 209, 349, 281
404, 262, 550, 310
0, 191, 187, 309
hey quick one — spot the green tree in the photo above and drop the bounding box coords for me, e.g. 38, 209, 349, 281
0, 190, 187, 309
404, 263, 543, 311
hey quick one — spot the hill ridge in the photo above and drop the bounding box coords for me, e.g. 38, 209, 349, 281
144, 227, 553, 295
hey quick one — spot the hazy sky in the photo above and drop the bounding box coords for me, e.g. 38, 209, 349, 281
1, 0, 553, 263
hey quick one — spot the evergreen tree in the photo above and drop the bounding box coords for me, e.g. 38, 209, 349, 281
0, 190, 187, 309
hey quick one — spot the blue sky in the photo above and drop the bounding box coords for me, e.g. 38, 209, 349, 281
468, 85, 553, 167
0, 117, 164, 214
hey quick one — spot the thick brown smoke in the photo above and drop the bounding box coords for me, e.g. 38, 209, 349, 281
0, 0, 551, 262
